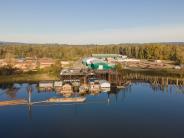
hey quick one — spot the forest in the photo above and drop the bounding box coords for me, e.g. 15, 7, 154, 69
0, 43, 184, 64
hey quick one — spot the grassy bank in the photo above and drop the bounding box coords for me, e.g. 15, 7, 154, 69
0, 67, 184, 84
0, 73, 59, 84
123, 68, 184, 78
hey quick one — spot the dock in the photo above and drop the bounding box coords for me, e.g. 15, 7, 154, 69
0, 99, 28, 107
60, 68, 95, 83
47, 97, 86, 103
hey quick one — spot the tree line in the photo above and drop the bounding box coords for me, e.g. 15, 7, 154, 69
0, 43, 184, 64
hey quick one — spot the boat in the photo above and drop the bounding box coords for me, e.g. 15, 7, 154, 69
47, 97, 86, 103
54, 81, 63, 92
63, 93, 73, 98
60, 84, 73, 96
101, 87, 111, 92
39, 81, 53, 91
54, 81, 63, 87
72, 81, 80, 87
89, 81, 101, 93
99, 80, 111, 89
79, 84, 89, 95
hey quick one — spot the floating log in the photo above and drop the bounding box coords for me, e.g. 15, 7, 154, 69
47, 97, 86, 103
0, 99, 28, 107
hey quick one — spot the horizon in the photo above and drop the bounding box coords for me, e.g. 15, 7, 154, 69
0, 0, 184, 44
1, 41, 184, 46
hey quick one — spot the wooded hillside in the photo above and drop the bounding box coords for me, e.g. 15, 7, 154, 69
0, 43, 184, 64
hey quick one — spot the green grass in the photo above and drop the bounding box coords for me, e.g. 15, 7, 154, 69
0, 73, 59, 84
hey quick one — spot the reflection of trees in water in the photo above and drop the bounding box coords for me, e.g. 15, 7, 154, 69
0, 83, 21, 98
175, 86, 184, 94
125, 73, 184, 86
108, 79, 184, 104
121, 72, 184, 94
108, 85, 132, 103
5, 88, 19, 99
132, 81, 184, 95
0, 83, 14, 90
98, 71, 184, 92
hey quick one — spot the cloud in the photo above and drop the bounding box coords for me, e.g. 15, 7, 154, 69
0, 25, 184, 44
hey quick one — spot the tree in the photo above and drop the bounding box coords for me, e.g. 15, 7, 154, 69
0, 65, 20, 75
114, 63, 123, 72
4, 53, 16, 66
48, 60, 62, 77
176, 51, 184, 64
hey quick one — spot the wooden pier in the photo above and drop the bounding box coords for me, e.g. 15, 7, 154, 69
61, 70, 184, 87
60, 70, 95, 84
0, 99, 28, 107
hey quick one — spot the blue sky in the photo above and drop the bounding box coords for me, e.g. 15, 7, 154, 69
0, 0, 184, 44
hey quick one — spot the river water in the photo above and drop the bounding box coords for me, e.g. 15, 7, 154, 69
0, 82, 184, 138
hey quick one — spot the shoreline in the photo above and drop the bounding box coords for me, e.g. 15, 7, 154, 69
0, 73, 59, 84
123, 68, 184, 78
0, 68, 184, 84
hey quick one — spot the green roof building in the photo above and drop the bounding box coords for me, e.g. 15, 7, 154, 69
90, 61, 114, 70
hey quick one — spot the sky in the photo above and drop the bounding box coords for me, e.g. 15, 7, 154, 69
0, 0, 184, 44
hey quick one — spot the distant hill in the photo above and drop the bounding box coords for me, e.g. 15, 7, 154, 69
164, 42, 184, 45
0, 41, 27, 45
0, 41, 17, 45
0, 41, 184, 46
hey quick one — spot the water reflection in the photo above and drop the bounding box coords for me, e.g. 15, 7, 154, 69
0, 75, 183, 121
5, 88, 18, 99
0, 82, 184, 101
1, 80, 184, 138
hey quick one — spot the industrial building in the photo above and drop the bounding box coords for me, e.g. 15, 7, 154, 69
82, 57, 115, 70
92, 54, 127, 59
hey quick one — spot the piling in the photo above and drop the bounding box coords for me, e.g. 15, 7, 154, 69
27, 87, 32, 105
176, 79, 179, 86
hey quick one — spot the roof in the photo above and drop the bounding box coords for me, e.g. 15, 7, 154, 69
92, 60, 107, 64
82, 57, 98, 65
90, 61, 114, 70
60, 68, 86, 76
92, 54, 120, 58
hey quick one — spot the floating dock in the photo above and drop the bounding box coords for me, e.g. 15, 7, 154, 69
0, 99, 28, 107
47, 97, 86, 103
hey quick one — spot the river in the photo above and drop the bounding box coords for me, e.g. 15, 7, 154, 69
0, 81, 184, 138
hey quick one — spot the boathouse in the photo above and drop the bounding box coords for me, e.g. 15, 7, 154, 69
60, 69, 95, 83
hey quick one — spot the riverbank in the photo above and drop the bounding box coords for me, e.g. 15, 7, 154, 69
0, 73, 59, 84
123, 68, 184, 78
0, 67, 184, 84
